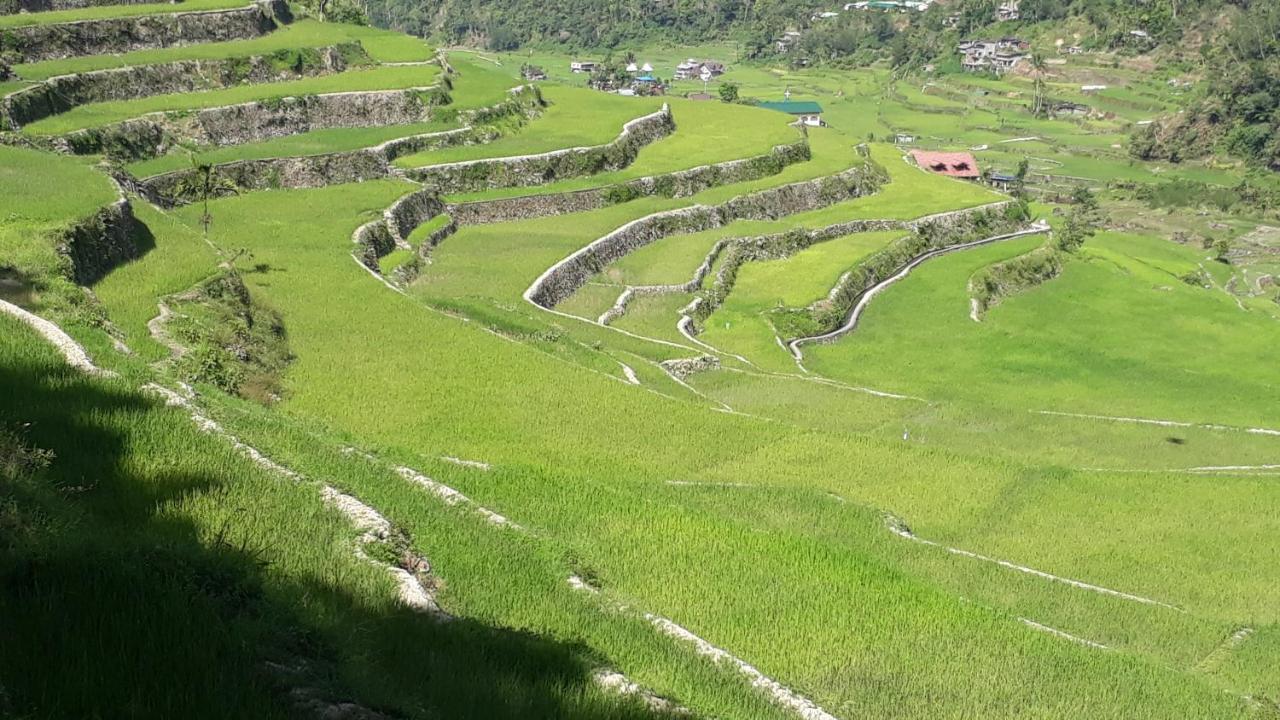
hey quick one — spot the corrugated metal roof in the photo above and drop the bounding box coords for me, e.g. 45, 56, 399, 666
758, 101, 824, 114
910, 150, 981, 178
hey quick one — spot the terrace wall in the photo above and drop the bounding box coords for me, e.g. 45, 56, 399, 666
57, 194, 149, 285
525, 162, 888, 309
803, 202, 1026, 339
5, 0, 290, 63
678, 201, 1025, 342
446, 139, 811, 225
3, 0, 156, 13
2, 44, 356, 130
406, 104, 676, 193
59, 85, 438, 160
133, 87, 546, 203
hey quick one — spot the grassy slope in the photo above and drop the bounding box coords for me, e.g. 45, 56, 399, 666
447, 99, 803, 201
0, 145, 117, 312
131, 180, 1265, 719
0, 0, 244, 27
11, 19, 433, 80
699, 230, 906, 372
6, 16, 1280, 718
395, 85, 663, 168
803, 230, 1280, 428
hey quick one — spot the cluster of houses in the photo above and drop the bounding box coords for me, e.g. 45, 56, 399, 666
567, 58, 726, 97
674, 59, 725, 81
841, 0, 933, 12
958, 37, 1029, 74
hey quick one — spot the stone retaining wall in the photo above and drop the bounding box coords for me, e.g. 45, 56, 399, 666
806, 202, 1023, 334
350, 187, 446, 271
446, 139, 810, 226
6, 0, 289, 63
660, 355, 720, 379
3, 0, 157, 13
384, 187, 444, 246
61, 85, 438, 160
525, 162, 888, 310
125, 87, 540, 204
57, 195, 149, 285
407, 104, 675, 193
143, 150, 392, 204
3, 44, 357, 130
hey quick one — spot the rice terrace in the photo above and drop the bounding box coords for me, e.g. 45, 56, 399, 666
2, 0, 1280, 716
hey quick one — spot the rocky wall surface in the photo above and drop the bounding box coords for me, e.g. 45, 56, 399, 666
195, 87, 430, 145
352, 218, 396, 272
806, 203, 1025, 335
660, 355, 720, 379
4, 0, 158, 13
143, 150, 390, 204
407, 104, 675, 193
137, 125, 488, 204
60, 85, 436, 160
7, 0, 289, 63
384, 187, 444, 245
526, 161, 887, 310
3, 44, 355, 130
57, 195, 148, 285
445, 138, 810, 226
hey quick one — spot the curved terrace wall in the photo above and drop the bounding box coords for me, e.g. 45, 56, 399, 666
3, 44, 357, 130
350, 187, 446, 271
6, 0, 290, 63
446, 139, 811, 225
524, 162, 888, 310
406, 104, 676, 193
60, 85, 438, 160
795, 202, 1028, 343
136, 86, 548, 202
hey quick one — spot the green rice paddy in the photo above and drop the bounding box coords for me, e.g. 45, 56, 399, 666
3, 6, 1279, 719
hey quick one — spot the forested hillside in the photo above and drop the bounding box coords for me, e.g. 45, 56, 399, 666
357, 0, 1276, 170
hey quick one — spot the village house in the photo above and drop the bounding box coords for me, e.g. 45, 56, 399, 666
758, 100, 824, 127
675, 59, 726, 81
570, 60, 598, 74
910, 150, 981, 180
959, 39, 1026, 74
996, 0, 1020, 21
521, 64, 547, 81
988, 171, 1019, 190
776, 30, 803, 53
1050, 100, 1090, 117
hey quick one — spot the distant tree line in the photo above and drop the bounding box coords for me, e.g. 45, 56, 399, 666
357, 0, 1277, 170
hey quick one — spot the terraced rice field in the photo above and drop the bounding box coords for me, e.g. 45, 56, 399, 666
2, 4, 1279, 719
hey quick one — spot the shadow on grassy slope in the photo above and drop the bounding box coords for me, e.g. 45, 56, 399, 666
0, 321, 674, 720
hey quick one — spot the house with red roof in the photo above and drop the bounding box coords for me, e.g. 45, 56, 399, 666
909, 150, 981, 179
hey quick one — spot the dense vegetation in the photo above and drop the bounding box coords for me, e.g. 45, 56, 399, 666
1131, 1, 1280, 169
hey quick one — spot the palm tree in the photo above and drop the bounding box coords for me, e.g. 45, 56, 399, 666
1030, 52, 1048, 117
174, 157, 242, 269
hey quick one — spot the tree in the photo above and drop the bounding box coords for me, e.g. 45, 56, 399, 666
718, 81, 740, 103
1055, 208, 1095, 252
1213, 237, 1233, 263
174, 158, 243, 269
1029, 52, 1048, 117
